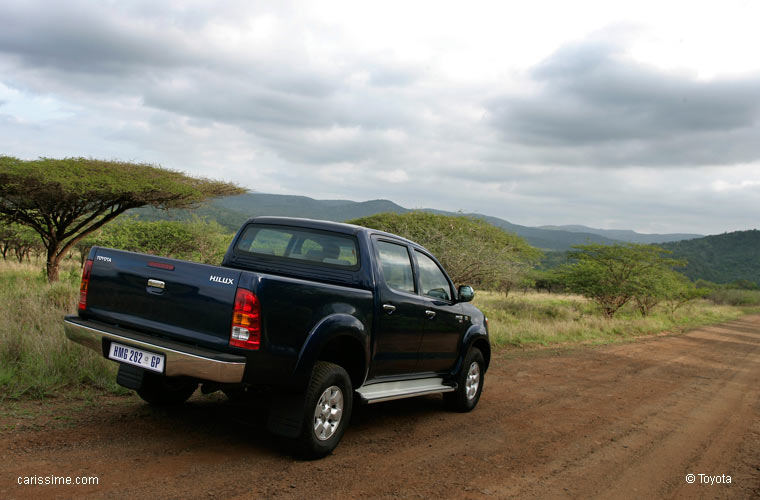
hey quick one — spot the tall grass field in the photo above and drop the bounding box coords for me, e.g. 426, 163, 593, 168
0, 260, 125, 400
1, 260, 759, 399
474, 290, 759, 348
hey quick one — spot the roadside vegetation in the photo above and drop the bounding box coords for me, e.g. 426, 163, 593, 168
1, 205, 759, 400
2, 255, 758, 399
475, 290, 758, 349
0, 259, 126, 400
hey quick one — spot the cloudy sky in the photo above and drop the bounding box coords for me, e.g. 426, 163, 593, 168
1, 0, 759, 235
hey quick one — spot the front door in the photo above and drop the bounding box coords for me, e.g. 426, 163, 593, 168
414, 250, 464, 373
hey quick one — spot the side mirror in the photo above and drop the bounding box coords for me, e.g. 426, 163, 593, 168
457, 285, 474, 303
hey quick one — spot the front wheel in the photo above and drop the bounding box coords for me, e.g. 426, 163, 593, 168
294, 361, 353, 459
444, 347, 484, 412
136, 373, 198, 405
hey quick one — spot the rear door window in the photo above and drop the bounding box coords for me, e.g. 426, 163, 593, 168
375, 240, 416, 294
235, 225, 359, 268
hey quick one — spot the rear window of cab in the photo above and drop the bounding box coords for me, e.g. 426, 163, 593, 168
235, 225, 360, 269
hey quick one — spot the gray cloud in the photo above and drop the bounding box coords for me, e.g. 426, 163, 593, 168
486, 39, 760, 166
0, 2, 199, 74
0, 1, 758, 235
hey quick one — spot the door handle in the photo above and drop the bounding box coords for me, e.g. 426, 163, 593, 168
425, 310, 436, 319
383, 304, 396, 315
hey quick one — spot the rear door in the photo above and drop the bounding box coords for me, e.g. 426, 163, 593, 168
369, 238, 426, 377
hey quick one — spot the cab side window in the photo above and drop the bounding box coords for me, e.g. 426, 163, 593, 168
376, 241, 415, 294
415, 250, 452, 301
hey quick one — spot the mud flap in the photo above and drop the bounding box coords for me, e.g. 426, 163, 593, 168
266, 391, 306, 438
116, 363, 145, 390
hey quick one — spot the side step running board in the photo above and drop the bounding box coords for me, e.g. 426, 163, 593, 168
356, 377, 456, 404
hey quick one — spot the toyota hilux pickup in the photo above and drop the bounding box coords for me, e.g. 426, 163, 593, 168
64, 216, 490, 458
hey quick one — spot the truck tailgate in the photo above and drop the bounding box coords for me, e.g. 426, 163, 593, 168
84, 247, 242, 350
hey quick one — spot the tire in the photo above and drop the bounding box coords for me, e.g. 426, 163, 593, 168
136, 373, 198, 406
444, 347, 484, 412
294, 361, 353, 459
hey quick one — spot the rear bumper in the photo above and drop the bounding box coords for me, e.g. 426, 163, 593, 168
63, 316, 246, 383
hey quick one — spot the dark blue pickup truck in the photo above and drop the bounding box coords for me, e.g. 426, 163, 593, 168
64, 216, 490, 458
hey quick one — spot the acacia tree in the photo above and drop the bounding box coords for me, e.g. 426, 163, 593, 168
561, 243, 684, 318
661, 272, 709, 316
0, 156, 244, 281
0, 223, 15, 260
0, 223, 43, 262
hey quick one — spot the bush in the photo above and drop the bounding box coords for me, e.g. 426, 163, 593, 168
349, 212, 540, 291
707, 289, 760, 306
77, 216, 234, 266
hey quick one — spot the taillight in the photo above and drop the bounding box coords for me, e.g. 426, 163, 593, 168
78, 259, 93, 312
230, 288, 261, 350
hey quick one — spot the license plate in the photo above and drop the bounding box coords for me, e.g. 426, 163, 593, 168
108, 342, 165, 373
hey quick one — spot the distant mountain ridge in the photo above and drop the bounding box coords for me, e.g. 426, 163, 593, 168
205, 193, 627, 250
539, 224, 702, 244
214, 193, 410, 222
128, 192, 757, 284
130, 192, 705, 251
205, 192, 697, 251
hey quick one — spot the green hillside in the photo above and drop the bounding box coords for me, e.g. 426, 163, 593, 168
660, 230, 760, 286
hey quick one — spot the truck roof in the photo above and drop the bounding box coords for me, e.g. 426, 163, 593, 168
247, 216, 422, 249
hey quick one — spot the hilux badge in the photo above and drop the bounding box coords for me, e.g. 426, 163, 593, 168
209, 275, 234, 285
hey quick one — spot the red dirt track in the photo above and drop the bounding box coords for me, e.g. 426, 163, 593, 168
2, 316, 759, 499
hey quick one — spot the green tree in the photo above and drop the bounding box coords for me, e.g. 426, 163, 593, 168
11, 224, 43, 263
661, 272, 709, 316
349, 212, 541, 290
87, 216, 233, 265
0, 156, 243, 281
529, 268, 567, 294
561, 243, 684, 318
0, 223, 43, 262
0, 223, 16, 260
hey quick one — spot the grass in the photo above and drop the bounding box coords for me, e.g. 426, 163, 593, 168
474, 290, 759, 349
1, 259, 758, 400
0, 259, 127, 400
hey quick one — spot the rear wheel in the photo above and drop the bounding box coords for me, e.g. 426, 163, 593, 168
137, 373, 198, 405
294, 361, 353, 459
444, 347, 484, 412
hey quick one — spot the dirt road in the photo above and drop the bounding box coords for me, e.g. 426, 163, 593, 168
2, 316, 759, 499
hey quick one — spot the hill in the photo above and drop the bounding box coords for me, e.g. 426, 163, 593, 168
660, 230, 760, 286
214, 193, 409, 222
214, 193, 620, 251
127, 192, 700, 252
